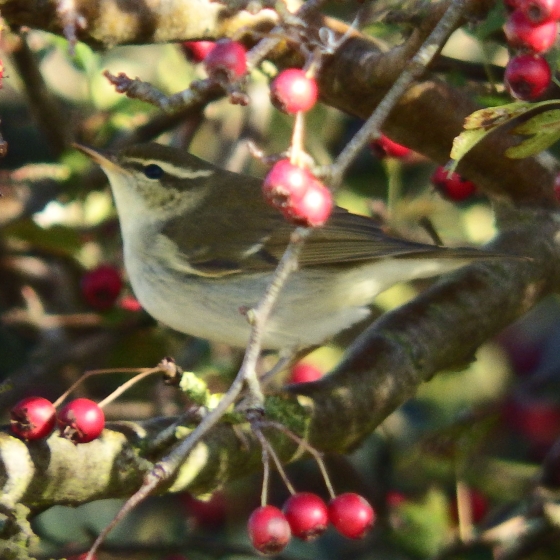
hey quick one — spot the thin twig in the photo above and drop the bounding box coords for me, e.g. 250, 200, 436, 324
261, 419, 336, 499
325, 0, 467, 187
52, 367, 154, 408
260, 440, 271, 506
103, 71, 223, 114
456, 479, 474, 543
246, 0, 331, 71
259, 350, 296, 386
97, 368, 161, 408
84, 228, 310, 560
145, 407, 205, 455
289, 111, 305, 166
254, 426, 296, 495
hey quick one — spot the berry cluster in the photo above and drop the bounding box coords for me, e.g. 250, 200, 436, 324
263, 159, 332, 227
263, 67, 332, 227
182, 44, 331, 227
248, 492, 375, 555
503, 0, 558, 99
9, 361, 177, 446
10, 396, 105, 444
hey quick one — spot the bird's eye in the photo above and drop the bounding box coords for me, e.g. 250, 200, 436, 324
143, 164, 164, 179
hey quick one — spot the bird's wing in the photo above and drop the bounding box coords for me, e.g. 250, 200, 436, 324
160, 164, 494, 276
252, 206, 495, 269
165, 203, 492, 277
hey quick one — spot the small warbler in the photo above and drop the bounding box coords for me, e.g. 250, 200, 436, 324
76, 142, 499, 349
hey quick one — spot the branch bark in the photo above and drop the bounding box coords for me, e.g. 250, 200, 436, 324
1, 0, 559, 549
3, 208, 559, 512
1, 0, 555, 205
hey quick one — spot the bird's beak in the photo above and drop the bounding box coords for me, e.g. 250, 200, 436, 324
73, 143, 121, 171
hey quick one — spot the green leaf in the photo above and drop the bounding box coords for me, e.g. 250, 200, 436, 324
451, 99, 560, 168
463, 102, 532, 130
506, 128, 560, 158
448, 128, 489, 173
449, 102, 533, 171
512, 108, 560, 134
505, 109, 560, 158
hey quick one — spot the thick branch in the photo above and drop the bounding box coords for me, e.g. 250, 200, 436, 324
4, 210, 559, 511
1, 0, 555, 207
0, 0, 279, 47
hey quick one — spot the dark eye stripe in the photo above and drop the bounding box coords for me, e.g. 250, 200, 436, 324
143, 164, 164, 179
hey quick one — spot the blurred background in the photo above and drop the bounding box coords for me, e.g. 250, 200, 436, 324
2, 1, 560, 557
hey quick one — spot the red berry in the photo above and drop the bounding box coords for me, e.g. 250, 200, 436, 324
58, 398, 105, 444
328, 493, 375, 539
247, 505, 291, 555
283, 492, 328, 541
179, 491, 227, 529
386, 491, 407, 507
204, 39, 247, 80
370, 135, 411, 159
517, 0, 560, 23
10, 396, 56, 440
67, 554, 98, 560
431, 166, 477, 202
81, 265, 122, 311
289, 362, 323, 383
182, 41, 216, 63
270, 68, 318, 114
282, 178, 333, 227
503, 10, 558, 53
505, 397, 560, 448
505, 54, 551, 100
263, 160, 313, 209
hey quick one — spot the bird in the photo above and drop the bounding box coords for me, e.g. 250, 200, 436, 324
75, 142, 502, 350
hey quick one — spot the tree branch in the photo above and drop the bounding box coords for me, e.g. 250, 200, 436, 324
2, 0, 555, 206
0, 0, 280, 48
3, 209, 559, 512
